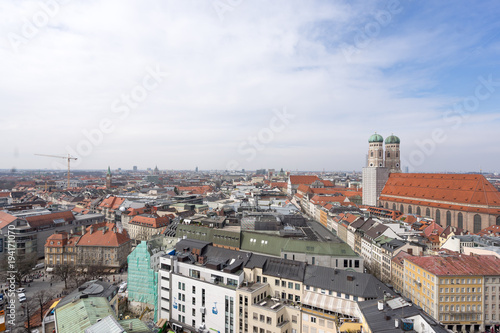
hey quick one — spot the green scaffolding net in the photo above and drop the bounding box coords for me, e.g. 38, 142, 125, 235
127, 241, 158, 320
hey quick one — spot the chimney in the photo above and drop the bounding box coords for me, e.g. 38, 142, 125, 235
113, 226, 116, 233
407, 248, 413, 255
81, 225, 85, 235
347, 275, 354, 281
378, 300, 384, 311
395, 319, 399, 328
89, 226, 93, 234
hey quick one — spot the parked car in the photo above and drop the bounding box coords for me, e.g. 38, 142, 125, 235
17, 288, 26, 293
119, 283, 127, 293
18, 293, 26, 303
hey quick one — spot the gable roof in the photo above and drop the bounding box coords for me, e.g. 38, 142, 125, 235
380, 173, 500, 214
77, 222, 130, 247
289, 175, 320, 185
0, 211, 18, 229
304, 265, 391, 298
130, 214, 170, 228
98, 196, 125, 210
423, 221, 445, 237
406, 254, 500, 276
25, 210, 75, 228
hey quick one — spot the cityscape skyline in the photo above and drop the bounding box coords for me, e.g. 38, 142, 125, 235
1, 1, 500, 172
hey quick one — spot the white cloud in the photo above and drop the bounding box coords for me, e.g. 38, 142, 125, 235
1, 0, 499, 172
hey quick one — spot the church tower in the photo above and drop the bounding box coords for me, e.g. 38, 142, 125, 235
106, 166, 112, 189
367, 133, 384, 167
362, 133, 389, 206
384, 134, 401, 173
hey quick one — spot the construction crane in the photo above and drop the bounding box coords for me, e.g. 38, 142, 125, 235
35, 154, 77, 189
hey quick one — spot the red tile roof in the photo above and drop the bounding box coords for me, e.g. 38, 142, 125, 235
0, 211, 17, 229
77, 222, 130, 247
45, 232, 80, 247
406, 254, 500, 276
310, 195, 348, 205
476, 224, 500, 237
98, 196, 125, 210
0, 192, 10, 197
177, 185, 213, 195
423, 221, 444, 237
25, 210, 75, 228
289, 175, 320, 185
125, 207, 150, 216
380, 173, 500, 214
129, 214, 170, 228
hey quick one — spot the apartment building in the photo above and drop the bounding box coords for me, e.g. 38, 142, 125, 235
158, 239, 398, 333
403, 254, 500, 332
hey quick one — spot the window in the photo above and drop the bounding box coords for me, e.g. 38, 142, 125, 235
457, 212, 464, 229
189, 269, 200, 278
473, 214, 482, 233
288, 282, 293, 289
295, 283, 300, 290
227, 278, 238, 286
426, 208, 430, 217
446, 211, 451, 226
275, 279, 279, 286
192, 297, 196, 305
282, 280, 286, 287
192, 286, 196, 294
435, 209, 441, 224
310, 316, 317, 323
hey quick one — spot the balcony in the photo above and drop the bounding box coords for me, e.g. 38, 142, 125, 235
276, 320, 289, 328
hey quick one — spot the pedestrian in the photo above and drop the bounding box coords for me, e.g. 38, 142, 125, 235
50, 282, 52, 287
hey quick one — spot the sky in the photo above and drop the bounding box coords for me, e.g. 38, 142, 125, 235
1, 0, 500, 173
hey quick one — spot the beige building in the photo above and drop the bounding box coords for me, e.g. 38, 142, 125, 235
45, 222, 131, 270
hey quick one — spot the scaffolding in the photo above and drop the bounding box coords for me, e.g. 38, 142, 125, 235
127, 241, 158, 320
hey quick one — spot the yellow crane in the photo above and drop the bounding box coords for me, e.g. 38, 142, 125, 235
35, 153, 78, 189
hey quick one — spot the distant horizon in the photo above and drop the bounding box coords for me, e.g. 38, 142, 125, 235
1, 168, 499, 175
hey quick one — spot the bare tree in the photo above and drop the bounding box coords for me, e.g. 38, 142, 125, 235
86, 265, 106, 281
32, 290, 56, 325
53, 264, 76, 289
0, 253, 37, 288
22, 295, 38, 332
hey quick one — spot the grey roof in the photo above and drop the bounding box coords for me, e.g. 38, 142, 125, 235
56, 279, 118, 310
175, 238, 211, 254
358, 218, 378, 232
262, 258, 307, 281
381, 239, 407, 253
349, 217, 366, 229
358, 298, 449, 333
304, 265, 392, 299
244, 253, 269, 269
84, 315, 123, 333
364, 223, 389, 240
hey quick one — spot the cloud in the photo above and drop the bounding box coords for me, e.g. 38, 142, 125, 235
1, 0, 499, 172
